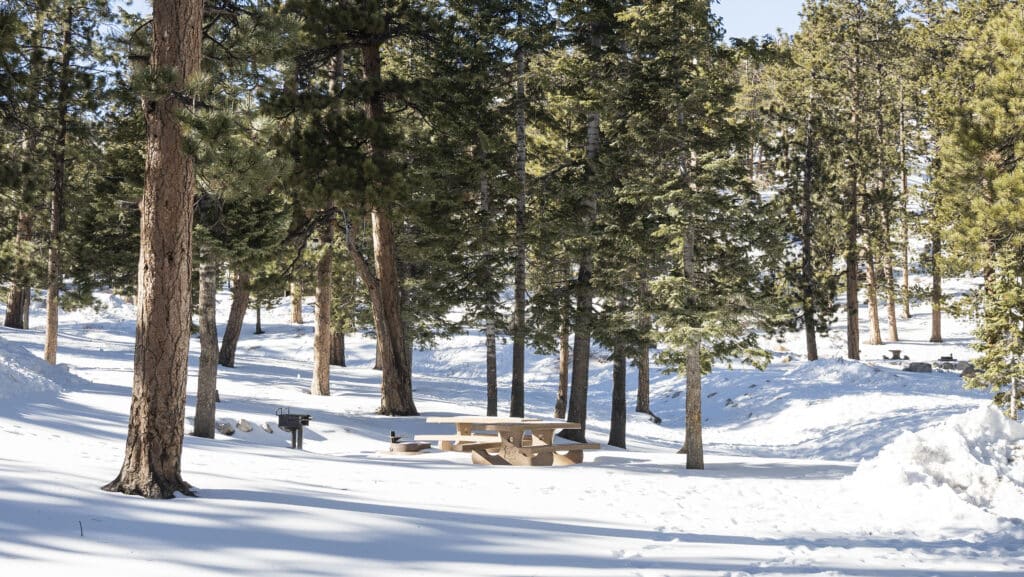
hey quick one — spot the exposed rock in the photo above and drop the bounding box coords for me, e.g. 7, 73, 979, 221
215, 420, 235, 436
237, 419, 254, 433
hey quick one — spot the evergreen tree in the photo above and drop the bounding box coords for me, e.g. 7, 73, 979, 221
934, 4, 1024, 418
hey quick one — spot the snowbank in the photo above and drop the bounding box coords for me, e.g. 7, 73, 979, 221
0, 335, 73, 399
852, 405, 1024, 519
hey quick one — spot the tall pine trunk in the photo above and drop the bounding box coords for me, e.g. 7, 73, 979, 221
681, 227, 703, 469
5, 210, 32, 329
312, 214, 333, 396
563, 111, 600, 442
290, 282, 303, 324
194, 256, 218, 439
608, 346, 626, 448
254, 305, 263, 335
486, 322, 498, 416
554, 309, 570, 419
883, 207, 899, 342
103, 0, 202, 499
801, 121, 819, 361
44, 9, 72, 365
898, 88, 912, 320
330, 325, 346, 366
845, 171, 860, 360
509, 45, 528, 419
865, 245, 882, 345
218, 271, 250, 368
362, 40, 416, 416
635, 277, 654, 415
930, 232, 943, 343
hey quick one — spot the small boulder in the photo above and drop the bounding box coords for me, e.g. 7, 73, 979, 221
215, 420, 236, 436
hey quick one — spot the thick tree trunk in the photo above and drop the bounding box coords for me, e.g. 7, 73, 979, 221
312, 214, 333, 396
930, 232, 942, 343
635, 277, 654, 415
290, 282, 303, 324
554, 315, 569, 419
845, 172, 860, 360
608, 346, 626, 449
371, 208, 416, 415
486, 322, 498, 416
5, 285, 30, 329
680, 227, 704, 469
865, 247, 882, 345
563, 111, 601, 442
194, 257, 218, 439
510, 45, 528, 419
330, 326, 345, 366
362, 40, 417, 416
635, 347, 651, 414
218, 271, 250, 368
5, 211, 32, 330
103, 0, 202, 499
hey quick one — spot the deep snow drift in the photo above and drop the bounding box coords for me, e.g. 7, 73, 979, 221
1, 284, 1022, 576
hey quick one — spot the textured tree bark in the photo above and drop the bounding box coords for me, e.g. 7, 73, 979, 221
218, 271, 250, 368
312, 215, 333, 396
486, 322, 497, 416
554, 316, 569, 419
680, 227, 704, 469
846, 172, 860, 360
371, 208, 416, 415
254, 305, 263, 334
103, 0, 202, 499
194, 257, 218, 438
5, 211, 32, 329
930, 232, 943, 343
608, 346, 626, 449
5, 286, 30, 329
362, 40, 416, 416
884, 253, 899, 343
510, 45, 528, 419
898, 88, 912, 320
330, 326, 345, 366
562, 111, 600, 442
865, 246, 882, 345
509, 42, 528, 418
290, 282, 303, 324
44, 9, 72, 365
800, 120, 819, 361
635, 346, 651, 415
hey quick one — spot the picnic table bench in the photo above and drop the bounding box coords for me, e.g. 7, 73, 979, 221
416, 416, 600, 466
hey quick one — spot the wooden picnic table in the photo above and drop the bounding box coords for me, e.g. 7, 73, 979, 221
416, 416, 600, 466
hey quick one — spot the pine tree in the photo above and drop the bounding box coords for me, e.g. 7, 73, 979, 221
933, 4, 1024, 418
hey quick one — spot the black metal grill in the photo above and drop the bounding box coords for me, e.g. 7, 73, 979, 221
276, 409, 311, 449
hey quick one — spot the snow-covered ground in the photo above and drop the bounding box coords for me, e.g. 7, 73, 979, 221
1, 278, 1022, 576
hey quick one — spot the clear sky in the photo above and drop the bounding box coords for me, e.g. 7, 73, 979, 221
116, 0, 806, 41
714, 0, 805, 39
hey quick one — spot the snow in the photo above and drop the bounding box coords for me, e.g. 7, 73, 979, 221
1, 278, 1023, 576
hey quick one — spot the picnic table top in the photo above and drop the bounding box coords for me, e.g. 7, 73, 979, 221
425, 416, 542, 424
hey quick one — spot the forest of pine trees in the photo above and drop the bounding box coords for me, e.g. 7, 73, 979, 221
2, 0, 1023, 494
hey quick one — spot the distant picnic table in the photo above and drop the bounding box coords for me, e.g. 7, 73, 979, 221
416, 416, 600, 466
